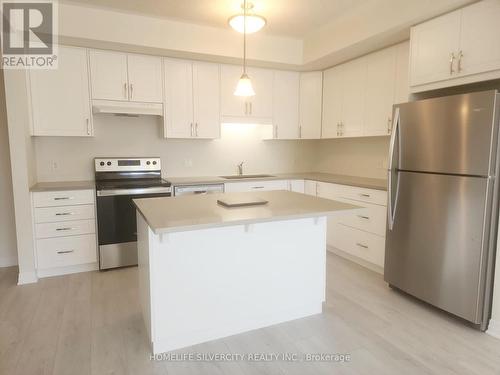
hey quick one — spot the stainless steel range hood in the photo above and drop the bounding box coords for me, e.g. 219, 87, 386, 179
92, 100, 163, 116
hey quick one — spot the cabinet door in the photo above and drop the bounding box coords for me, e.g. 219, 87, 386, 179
364, 47, 396, 136
193, 61, 221, 139
89, 50, 128, 101
341, 57, 366, 137
299, 72, 322, 139
220, 64, 247, 118
289, 180, 305, 193
409, 10, 461, 87
246, 67, 273, 119
164, 58, 194, 138
322, 65, 343, 138
394, 41, 410, 104
459, 0, 500, 78
30, 46, 92, 136
273, 70, 299, 139
304, 180, 317, 196
127, 54, 163, 103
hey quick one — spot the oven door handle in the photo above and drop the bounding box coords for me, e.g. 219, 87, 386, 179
97, 187, 172, 197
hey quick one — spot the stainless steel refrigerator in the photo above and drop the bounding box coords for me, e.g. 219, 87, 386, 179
385, 90, 500, 330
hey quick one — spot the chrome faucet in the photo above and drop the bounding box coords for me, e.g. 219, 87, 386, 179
237, 161, 245, 176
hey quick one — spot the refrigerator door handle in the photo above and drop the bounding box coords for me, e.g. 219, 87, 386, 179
388, 107, 400, 231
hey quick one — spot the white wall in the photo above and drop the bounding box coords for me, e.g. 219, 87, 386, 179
315, 137, 390, 179
0, 71, 18, 267
33, 116, 317, 181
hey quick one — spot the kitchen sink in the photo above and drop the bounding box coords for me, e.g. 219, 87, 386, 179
220, 174, 276, 179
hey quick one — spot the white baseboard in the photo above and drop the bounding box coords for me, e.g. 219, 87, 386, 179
0, 256, 18, 268
487, 319, 500, 340
18, 271, 38, 285
327, 246, 384, 275
36, 262, 98, 278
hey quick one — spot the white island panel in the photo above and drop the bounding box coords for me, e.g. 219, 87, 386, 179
138, 213, 327, 354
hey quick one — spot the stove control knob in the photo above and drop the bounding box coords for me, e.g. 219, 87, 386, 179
152, 161, 157, 165
107, 161, 112, 166
99, 162, 105, 166
146, 161, 151, 165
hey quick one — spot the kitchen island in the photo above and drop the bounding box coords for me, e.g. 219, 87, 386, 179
134, 190, 359, 354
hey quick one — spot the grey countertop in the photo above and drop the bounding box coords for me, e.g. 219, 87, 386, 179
133, 190, 360, 234
167, 172, 387, 191
30, 180, 95, 192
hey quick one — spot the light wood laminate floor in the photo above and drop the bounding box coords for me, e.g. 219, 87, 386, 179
1, 253, 500, 375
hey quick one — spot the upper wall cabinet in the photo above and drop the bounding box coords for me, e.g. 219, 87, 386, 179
89, 50, 162, 103
299, 72, 323, 139
29, 46, 93, 137
164, 58, 220, 139
410, 0, 500, 92
220, 65, 273, 123
272, 70, 300, 139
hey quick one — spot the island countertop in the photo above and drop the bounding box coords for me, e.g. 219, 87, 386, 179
133, 190, 360, 234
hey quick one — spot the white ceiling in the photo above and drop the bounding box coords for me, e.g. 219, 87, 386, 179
63, 0, 369, 38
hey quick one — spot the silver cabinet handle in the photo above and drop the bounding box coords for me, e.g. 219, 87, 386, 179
86, 118, 91, 135
360, 193, 371, 197
457, 50, 463, 73
275, 125, 278, 139
299, 125, 302, 138
124, 82, 128, 99
195, 123, 199, 137
56, 227, 74, 231
55, 212, 74, 216
130, 83, 134, 99
57, 250, 74, 254
190, 123, 194, 137
356, 243, 369, 249
54, 197, 74, 201
357, 215, 370, 220
250, 102, 252, 115
244, 102, 248, 115
252, 186, 264, 189
387, 117, 392, 134
449, 52, 456, 75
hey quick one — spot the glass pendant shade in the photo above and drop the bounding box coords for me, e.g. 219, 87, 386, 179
234, 73, 255, 97
229, 14, 266, 34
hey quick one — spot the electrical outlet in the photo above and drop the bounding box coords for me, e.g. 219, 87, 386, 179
183, 159, 193, 168
51, 161, 58, 171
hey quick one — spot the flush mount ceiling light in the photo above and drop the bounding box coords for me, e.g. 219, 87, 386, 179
234, 0, 255, 97
228, 2, 266, 34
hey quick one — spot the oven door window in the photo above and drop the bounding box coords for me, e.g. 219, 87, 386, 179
97, 193, 169, 246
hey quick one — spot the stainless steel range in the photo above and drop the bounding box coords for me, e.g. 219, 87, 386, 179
95, 157, 171, 269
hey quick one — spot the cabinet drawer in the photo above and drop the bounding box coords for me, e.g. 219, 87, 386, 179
35, 219, 95, 239
340, 186, 387, 206
224, 180, 289, 192
36, 234, 97, 269
332, 198, 386, 236
34, 204, 95, 224
33, 189, 94, 207
328, 223, 385, 267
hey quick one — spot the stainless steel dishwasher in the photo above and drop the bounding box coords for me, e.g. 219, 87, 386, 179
174, 184, 224, 196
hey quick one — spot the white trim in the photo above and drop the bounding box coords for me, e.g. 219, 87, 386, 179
327, 245, 384, 275
18, 271, 38, 285
487, 319, 500, 340
36, 262, 98, 278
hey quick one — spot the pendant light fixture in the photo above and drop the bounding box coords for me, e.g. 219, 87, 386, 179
233, 0, 256, 97
228, 2, 266, 34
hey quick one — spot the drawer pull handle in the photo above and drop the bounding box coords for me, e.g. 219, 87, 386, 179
57, 250, 74, 254
359, 193, 371, 198
56, 227, 74, 231
356, 243, 369, 249
252, 186, 264, 189
55, 212, 74, 216
54, 197, 74, 200
357, 215, 370, 220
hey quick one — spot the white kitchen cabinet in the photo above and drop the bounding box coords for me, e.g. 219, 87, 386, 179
299, 72, 322, 139
90, 50, 129, 101
288, 180, 305, 193
304, 180, 318, 196
321, 66, 343, 138
127, 54, 163, 103
364, 47, 396, 136
394, 42, 410, 104
29, 46, 93, 137
224, 180, 289, 193
220, 65, 273, 123
272, 71, 300, 139
164, 59, 220, 139
90, 50, 162, 103
192, 62, 221, 139
410, 0, 500, 92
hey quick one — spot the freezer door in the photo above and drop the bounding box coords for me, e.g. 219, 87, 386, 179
385, 171, 489, 323
398, 90, 497, 176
